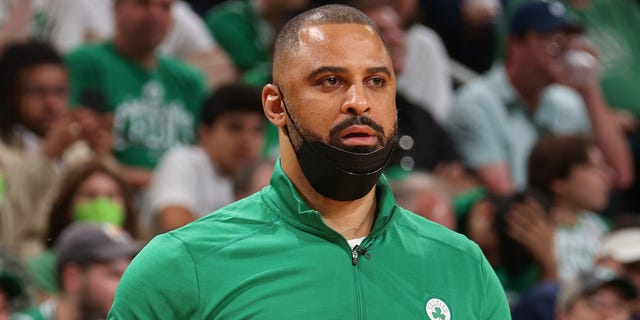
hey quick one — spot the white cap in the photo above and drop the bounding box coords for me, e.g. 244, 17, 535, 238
596, 228, 640, 264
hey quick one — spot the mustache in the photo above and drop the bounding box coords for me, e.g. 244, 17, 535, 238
328, 116, 386, 148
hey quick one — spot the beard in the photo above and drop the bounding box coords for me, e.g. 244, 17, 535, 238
289, 115, 394, 154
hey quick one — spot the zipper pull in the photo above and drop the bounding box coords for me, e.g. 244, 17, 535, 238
352, 245, 359, 266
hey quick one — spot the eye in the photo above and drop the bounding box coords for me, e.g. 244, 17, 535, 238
319, 76, 341, 87
366, 76, 386, 87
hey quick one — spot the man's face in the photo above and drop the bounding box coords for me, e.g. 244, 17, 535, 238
200, 112, 265, 175
511, 30, 576, 83
276, 23, 397, 153
114, 0, 173, 52
78, 259, 131, 318
365, 7, 407, 75
561, 286, 632, 320
16, 64, 68, 137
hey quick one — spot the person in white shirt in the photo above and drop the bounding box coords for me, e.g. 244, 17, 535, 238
149, 83, 266, 233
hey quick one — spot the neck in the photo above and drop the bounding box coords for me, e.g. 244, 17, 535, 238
280, 141, 378, 240
113, 37, 156, 68
551, 202, 581, 226
56, 295, 80, 320
505, 60, 548, 108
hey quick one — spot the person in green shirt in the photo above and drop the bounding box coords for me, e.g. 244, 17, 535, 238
109, 5, 510, 319
65, 0, 208, 190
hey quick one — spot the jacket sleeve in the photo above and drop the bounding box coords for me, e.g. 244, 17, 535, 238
108, 233, 199, 319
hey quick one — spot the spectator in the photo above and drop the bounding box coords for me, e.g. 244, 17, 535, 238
388, 0, 454, 123
66, 0, 209, 190
37, 0, 237, 89
15, 223, 142, 320
596, 227, 640, 318
528, 134, 612, 281
149, 83, 266, 233
446, 0, 633, 196
556, 269, 636, 320
26, 160, 143, 300
0, 41, 109, 259
420, 0, 500, 74
204, 0, 310, 86
390, 171, 457, 230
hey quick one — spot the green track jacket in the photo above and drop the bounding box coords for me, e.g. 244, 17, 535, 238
108, 161, 510, 319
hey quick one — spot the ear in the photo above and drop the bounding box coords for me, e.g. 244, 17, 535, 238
262, 84, 287, 127
61, 263, 84, 295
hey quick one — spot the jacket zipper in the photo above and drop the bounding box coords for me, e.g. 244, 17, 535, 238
352, 245, 365, 320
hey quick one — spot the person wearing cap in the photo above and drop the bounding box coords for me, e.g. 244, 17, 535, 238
446, 0, 633, 197
556, 269, 637, 320
14, 223, 141, 320
596, 228, 640, 318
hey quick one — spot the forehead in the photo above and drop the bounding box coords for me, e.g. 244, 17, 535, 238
292, 23, 390, 68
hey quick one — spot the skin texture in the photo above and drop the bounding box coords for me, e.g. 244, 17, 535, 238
552, 147, 612, 214
72, 172, 126, 209
16, 64, 68, 137
263, 22, 397, 240
113, 0, 173, 67
60, 259, 130, 319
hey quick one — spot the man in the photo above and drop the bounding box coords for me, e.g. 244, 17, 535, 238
15, 223, 141, 320
149, 83, 266, 233
556, 269, 637, 320
0, 41, 108, 260
65, 0, 208, 190
109, 5, 510, 319
446, 0, 633, 196
204, 0, 310, 86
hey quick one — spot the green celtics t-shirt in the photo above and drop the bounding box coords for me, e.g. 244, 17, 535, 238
66, 42, 208, 169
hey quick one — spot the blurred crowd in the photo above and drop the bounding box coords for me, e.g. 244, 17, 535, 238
0, 0, 640, 319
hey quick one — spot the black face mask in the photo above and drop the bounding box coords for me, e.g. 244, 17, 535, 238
279, 88, 395, 201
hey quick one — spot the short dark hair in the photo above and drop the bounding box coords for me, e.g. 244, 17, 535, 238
273, 4, 386, 76
199, 83, 264, 127
527, 134, 596, 196
0, 41, 64, 142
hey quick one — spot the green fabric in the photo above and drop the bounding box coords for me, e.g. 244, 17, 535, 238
65, 42, 208, 169
205, 0, 272, 86
72, 198, 125, 227
26, 250, 58, 296
109, 160, 510, 319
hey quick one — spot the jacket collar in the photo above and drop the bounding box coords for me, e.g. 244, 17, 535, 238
262, 159, 399, 242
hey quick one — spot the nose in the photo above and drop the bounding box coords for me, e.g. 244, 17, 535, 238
341, 83, 370, 115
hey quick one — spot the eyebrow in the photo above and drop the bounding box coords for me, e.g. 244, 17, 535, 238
306, 66, 392, 81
